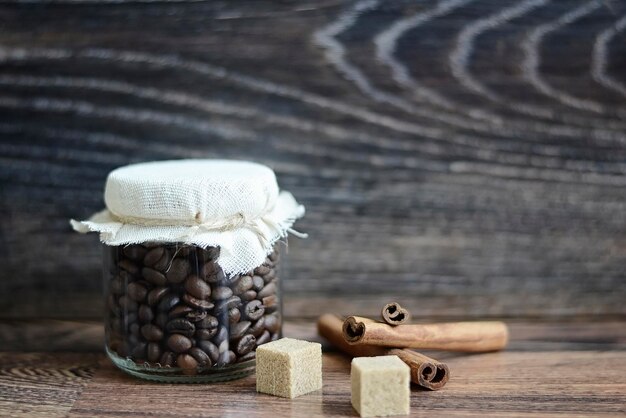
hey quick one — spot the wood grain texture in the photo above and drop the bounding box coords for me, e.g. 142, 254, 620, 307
2, 320, 625, 417
0, 0, 625, 320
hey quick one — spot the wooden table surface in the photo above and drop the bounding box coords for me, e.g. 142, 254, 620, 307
1, 319, 625, 417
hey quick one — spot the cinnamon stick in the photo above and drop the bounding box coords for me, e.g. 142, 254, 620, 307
343, 316, 508, 352
317, 314, 449, 390
381, 302, 410, 325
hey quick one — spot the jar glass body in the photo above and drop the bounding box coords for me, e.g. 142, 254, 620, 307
103, 243, 282, 382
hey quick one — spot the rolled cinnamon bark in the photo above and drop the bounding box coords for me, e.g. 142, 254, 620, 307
381, 302, 410, 325
343, 316, 508, 352
317, 314, 449, 390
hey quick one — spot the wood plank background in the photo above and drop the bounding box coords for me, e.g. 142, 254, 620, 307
0, 0, 625, 321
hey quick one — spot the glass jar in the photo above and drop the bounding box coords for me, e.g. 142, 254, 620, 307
104, 243, 282, 382
72, 159, 304, 383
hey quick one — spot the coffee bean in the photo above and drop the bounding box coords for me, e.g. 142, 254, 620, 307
142, 268, 167, 286
129, 322, 140, 337
249, 317, 266, 337
153, 249, 172, 272
168, 304, 193, 318
166, 259, 190, 284
167, 334, 193, 353
230, 275, 253, 295
240, 290, 257, 301
118, 295, 138, 311
141, 324, 164, 342
212, 286, 233, 301
175, 246, 194, 257
264, 313, 281, 333
196, 315, 218, 330
214, 326, 229, 345
252, 276, 264, 292
155, 312, 168, 329
262, 269, 276, 283
238, 351, 256, 362
228, 308, 241, 324
214, 296, 241, 313
131, 341, 147, 360
166, 318, 196, 338
186, 310, 207, 322
143, 247, 165, 267
254, 264, 271, 276
200, 261, 216, 280
243, 300, 265, 321
126, 282, 147, 302
268, 250, 279, 262
158, 294, 180, 312
147, 342, 161, 363
258, 282, 277, 299
138, 304, 154, 323
182, 293, 214, 310
227, 351, 237, 364
123, 245, 147, 261
189, 347, 212, 367
195, 328, 218, 340
262, 295, 279, 313
184, 275, 211, 300
198, 246, 220, 261
256, 330, 271, 346
229, 321, 251, 340
197, 340, 220, 363
235, 334, 256, 356
119, 259, 140, 275
177, 353, 198, 374
110, 276, 124, 294
160, 351, 176, 367
147, 287, 169, 306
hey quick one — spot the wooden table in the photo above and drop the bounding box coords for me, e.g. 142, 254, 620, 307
1, 319, 625, 417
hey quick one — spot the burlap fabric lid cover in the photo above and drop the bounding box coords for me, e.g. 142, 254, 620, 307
71, 159, 305, 276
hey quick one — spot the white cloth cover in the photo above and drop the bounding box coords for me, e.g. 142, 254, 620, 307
71, 159, 305, 276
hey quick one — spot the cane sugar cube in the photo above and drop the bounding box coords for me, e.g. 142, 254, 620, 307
256, 338, 323, 398
351, 356, 410, 417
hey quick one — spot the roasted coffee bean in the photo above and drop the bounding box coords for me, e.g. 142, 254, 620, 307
230, 275, 253, 295
217, 339, 229, 356
167, 334, 193, 353
228, 307, 241, 324
258, 282, 277, 299
226, 350, 237, 364
168, 304, 193, 318
197, 340, 220, 363
110, 276, 124, 294
158, 294, 180, 312
214, 296, 241, 313
262, 295, 279, 314
129, 322, 141, 337
138, 304, 154, 323
254, 264, 271, 276
166, 259, 190, 284
195, 328, 218, 340
256, 330, 271, 346
153, 249, 172, 271
264, 313, 281, 333
243, 300, 265, 321
160, 351, 176, 367
240, 290, 257, 302
186, 310, 207, 322
252, 276, 264, 292
141, 324, 164, 342
229, 321, 251, 340
143, 247, 165, 267
238, 351, 256, 362
268, 251, 279, 262
177, 354, 198, 374
200, 261, 216, 280
271, 332, 280, 341
147, 342, 161, 363
175, 246, 194, 257
118, 295, 138, 311
262, 270, 276, 284
119, 259, 140, 275
147, 287, 169, 306
249, 317, 266, 337
189, 347, 212, 367
184, 275, 211, 300
182, 293, 214, 310
235, 334, 256, 356
166, 318, 196, 338
142, 267, 167, 286
126, 282, 148, 302
155, 312, 168, 329
131, 341, 147, 359
196, 315, 218, 330
212, 286, 233, 301
123, 245, 147, 261
198, 246, 220, 261
214, 326, 229, 345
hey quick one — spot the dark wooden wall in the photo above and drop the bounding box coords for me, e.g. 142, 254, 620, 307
1, 0, 625, 321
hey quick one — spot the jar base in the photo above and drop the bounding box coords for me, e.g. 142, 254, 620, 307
106, 347, 255, 383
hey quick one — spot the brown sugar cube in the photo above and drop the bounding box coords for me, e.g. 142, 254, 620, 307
351, 356, 410, 417
256, 338, 323, 398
